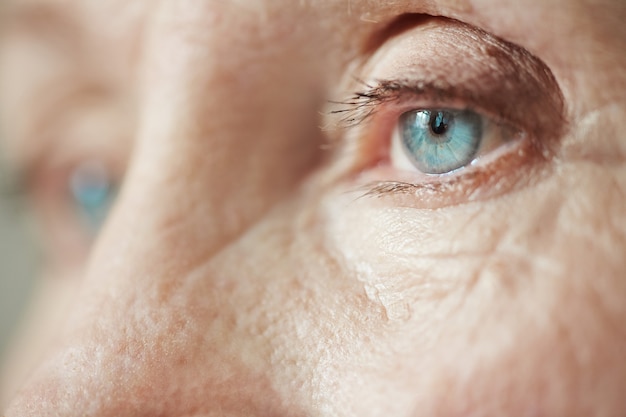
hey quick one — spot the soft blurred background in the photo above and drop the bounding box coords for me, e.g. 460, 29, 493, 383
0, 148, 38, 375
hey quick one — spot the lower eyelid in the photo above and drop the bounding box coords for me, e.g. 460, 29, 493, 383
348, 134, 547, 209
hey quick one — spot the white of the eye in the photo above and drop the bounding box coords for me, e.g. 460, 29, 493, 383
390, 112, 513, 175
390, 123, 422, 172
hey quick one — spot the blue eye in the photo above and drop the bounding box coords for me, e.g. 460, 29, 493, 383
399, 109, 483, 174
69, 162, 117, 233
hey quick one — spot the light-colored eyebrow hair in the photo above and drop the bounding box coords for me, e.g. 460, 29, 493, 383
0, 2, 82, 49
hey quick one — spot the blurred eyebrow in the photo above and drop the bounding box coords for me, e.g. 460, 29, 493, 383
1, 3, 81, 48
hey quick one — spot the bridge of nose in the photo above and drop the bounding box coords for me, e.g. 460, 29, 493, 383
117, 1, 328, 261
1, 3, 320, 416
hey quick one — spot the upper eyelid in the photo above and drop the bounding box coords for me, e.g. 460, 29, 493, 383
329, 79, 503, 129
327, 17, 566, 140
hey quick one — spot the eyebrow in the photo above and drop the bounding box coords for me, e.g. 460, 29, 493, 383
345, 0, 626, 69
0, 3, 82, 50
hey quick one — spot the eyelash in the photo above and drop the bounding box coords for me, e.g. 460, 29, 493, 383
330, 79, 402, 127
330, 78, 514, 130
329, 79, 545, 204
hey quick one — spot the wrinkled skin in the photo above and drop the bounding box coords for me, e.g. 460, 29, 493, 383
1, 0, 626, 416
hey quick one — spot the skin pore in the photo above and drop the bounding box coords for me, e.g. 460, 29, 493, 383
1, 0, 625, 416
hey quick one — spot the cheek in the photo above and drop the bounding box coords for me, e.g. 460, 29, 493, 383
322, 190, 504, 310
320, 167, 626, 413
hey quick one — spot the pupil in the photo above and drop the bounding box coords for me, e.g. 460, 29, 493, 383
430, 111, 449, 135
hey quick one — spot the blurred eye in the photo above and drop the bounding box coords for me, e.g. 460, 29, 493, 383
69, 161, 117, 233
394, 108, 517, 175
15, 157, 121, 268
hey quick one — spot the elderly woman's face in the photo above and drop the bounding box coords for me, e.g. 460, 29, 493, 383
1, 0, 626, 415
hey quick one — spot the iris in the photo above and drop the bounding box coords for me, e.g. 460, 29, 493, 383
69, 162, 116, 232
400, 109, 483, 174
